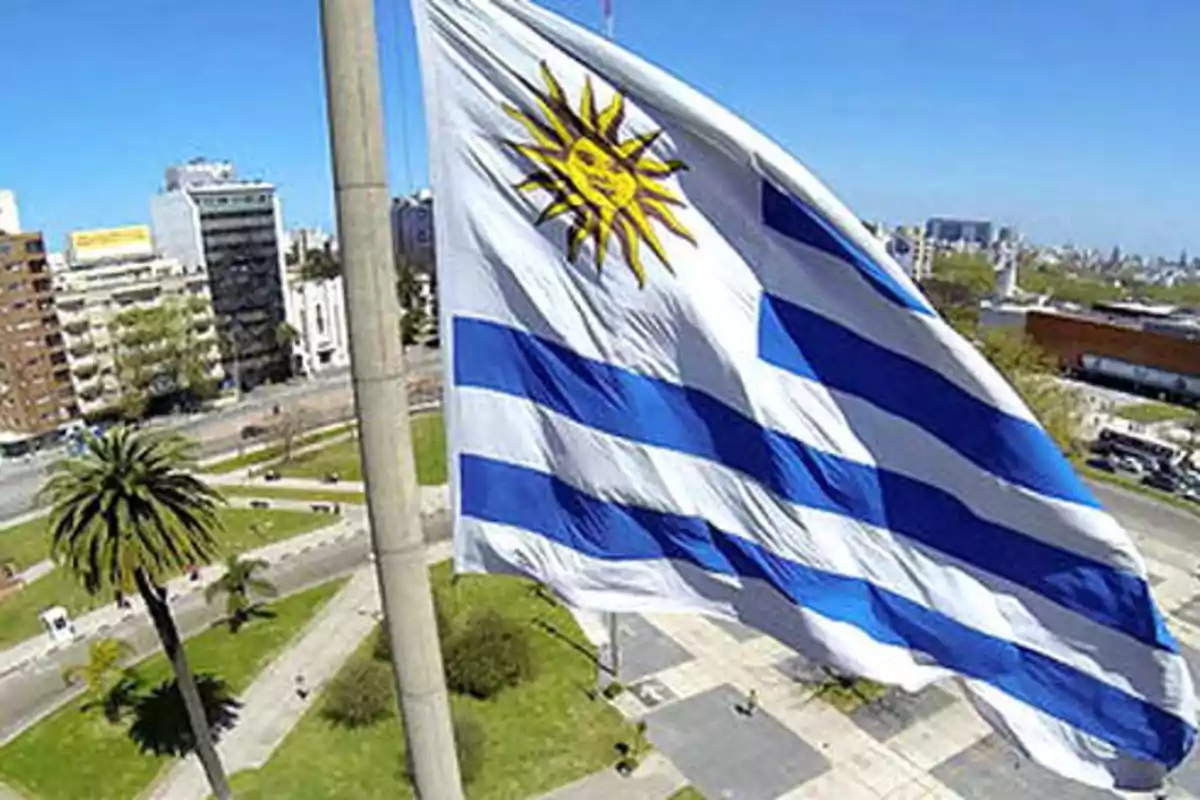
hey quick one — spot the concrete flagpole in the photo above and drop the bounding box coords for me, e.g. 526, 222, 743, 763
318, 0, 463, 796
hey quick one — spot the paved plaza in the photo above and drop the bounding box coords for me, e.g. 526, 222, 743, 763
594, 523, 1200, 799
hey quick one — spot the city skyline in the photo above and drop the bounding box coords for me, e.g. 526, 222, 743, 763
4, 0, 1199, 257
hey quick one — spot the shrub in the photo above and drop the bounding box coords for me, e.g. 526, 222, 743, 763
443, 609, 534, 699
403, 710, 487, 786
601, 681, 625, 700
322, 658, 393, 728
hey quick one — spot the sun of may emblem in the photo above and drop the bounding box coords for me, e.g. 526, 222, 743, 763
504, 62, 696, 288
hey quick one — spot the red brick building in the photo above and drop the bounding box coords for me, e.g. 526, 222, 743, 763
1025, 308, 1200, 400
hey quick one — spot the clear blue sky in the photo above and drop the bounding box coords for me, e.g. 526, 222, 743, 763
3, 0, 1198, 257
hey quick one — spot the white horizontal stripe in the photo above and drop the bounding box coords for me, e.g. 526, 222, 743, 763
759, 363, 1143, 575
456, 387, 1192, 718
458, 515, 1165, 790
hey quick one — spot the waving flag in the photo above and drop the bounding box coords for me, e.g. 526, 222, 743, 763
412, 0, 1194, 788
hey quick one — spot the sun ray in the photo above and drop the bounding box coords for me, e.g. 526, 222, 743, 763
567, 222, 589, 263
507, 63, 696, 287
516, 172, 566, 193
624, 205, 671, 269
643, 198, 697, 243
593, 206, 616, 270
597, 93, 625, 141
579, 77, 598, 133
539, 61, 568, 107
616, 129, 662, 161
537, 196, 582, 225
615, 216, 647, 286
634, 156, 687, 177
504, 105, 564, 150
636, 178, 684, 205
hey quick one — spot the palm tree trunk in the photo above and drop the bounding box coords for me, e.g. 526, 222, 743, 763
135, 568, 232, 800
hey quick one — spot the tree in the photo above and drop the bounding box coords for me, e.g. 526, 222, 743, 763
978, 328, 1083, 454
395, 262, 430, 345
299, 245, 341, 281
40, 427, 232, 799
61, 637, 140, 723
110, 298, 218, 420
275, 321, 300, 351
271, 405, 308, 464
204, 555, 277, 632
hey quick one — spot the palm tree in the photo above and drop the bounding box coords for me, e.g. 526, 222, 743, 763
41, 427, 232, 799
205, 556, 277, 632
62, 637, 140, 722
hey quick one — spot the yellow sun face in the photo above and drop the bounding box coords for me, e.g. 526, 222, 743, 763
505, 62, 696, 287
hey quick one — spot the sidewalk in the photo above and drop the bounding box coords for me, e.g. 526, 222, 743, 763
537, 753, 687, 800
147, 540, 453, 800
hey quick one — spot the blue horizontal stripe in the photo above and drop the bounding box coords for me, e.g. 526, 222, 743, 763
761, 182, 932, 315
460, 454, 1193, 768
758, 294, 1098, 508
453, 316, 1174, 652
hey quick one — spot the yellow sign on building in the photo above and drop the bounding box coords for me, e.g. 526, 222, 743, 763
69, 225, 152, 257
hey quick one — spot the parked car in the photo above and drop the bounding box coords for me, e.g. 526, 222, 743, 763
241, 424, 269, 440
1143, 470, 1182, 493
1114, 456, 1146, 476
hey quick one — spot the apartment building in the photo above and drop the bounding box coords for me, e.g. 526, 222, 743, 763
54, 226, 222, 417
0, 231, 76, 448
150, 160, 292, 390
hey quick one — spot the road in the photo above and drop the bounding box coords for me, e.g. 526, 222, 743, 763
0, 512, 450, 746
0, 347, 441, 524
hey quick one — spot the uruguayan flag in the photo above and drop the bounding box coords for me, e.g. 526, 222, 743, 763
413, 0, 1194, 787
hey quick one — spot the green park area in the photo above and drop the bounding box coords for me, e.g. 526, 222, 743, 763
203, 423, 355, 475
0, 508, 338, 650
667, 788, 707, 800
229, 563, 633, 799
275, 412, 447, 486
1114, 401, 1196, 425
0, 578, 347, 800
221, 485, 367, 505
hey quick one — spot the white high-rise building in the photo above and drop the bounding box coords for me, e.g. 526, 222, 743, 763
150, 159, 291, 390
0, 190, 20, 235
54, 226, 222, 416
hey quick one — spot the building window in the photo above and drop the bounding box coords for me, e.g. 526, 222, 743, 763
25, 239, 45, 254
316, 304, 325, 334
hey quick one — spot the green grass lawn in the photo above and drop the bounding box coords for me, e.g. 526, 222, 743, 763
221, 486, 367, 505
277, 412, 446, 486
228, 563, 632, 799
204, 423, 356, 474
1114, 401, 1196, 424
0, 515, 52, 572
0, 578, 347, 800
0, 508, 337, 650
667, 788, 706, 800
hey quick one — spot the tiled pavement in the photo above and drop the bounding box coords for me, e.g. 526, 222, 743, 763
595, 531, 1200, 800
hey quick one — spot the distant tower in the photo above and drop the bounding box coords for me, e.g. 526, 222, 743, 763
1181, 249, 1190, 268
994, 243, 1018, 299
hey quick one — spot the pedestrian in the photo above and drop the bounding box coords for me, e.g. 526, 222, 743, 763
294, 673, 309, 700
741, 688, 758, 717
